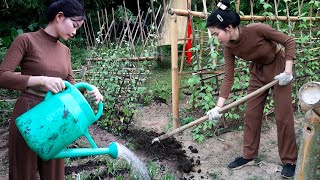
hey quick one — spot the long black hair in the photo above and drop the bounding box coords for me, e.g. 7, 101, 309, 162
206, 0, 240, 30
46, 0, 85, 22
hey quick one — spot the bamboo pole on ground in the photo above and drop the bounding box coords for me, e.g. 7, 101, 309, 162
171, 13, 180, 129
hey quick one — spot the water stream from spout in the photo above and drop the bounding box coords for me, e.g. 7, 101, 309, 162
115, 143, 151, 180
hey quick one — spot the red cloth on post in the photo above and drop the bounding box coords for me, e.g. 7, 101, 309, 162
185, 17, 192, 65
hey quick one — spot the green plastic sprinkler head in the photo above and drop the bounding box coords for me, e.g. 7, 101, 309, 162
107, 142, 119, 159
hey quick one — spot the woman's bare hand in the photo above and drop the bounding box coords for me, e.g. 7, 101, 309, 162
40, 76, 65, 94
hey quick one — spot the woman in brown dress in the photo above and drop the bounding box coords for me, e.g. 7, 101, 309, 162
205, 0, 297, 178
0, 0, 103, 179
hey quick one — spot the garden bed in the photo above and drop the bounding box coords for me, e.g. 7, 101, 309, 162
0, 99, 305, 180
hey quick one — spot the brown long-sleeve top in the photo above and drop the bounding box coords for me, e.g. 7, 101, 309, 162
0, 28, 75, 92
220, 23, 296, 98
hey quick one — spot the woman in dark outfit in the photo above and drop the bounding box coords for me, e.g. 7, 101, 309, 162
205, 0, 297, 178
0, 0, 103, 179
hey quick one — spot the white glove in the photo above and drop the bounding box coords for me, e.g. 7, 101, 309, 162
274, 72, 293, 86
206, 106, 222, 121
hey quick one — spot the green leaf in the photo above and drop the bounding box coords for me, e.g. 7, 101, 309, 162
263, 3, 272, 9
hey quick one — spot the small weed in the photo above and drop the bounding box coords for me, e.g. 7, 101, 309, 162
255, 153, 266, 164
228, 169, 234, 176
247, 175, 263, 180
209, 171, 223, 180
147, 161, 160, 179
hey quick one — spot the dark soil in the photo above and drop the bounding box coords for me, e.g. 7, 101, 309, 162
125, 129, 195, 173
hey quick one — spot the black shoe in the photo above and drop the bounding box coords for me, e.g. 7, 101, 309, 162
281, 164, 296, 179
227, 157, 254, 170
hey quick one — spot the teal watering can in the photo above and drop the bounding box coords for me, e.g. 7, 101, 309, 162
16, 81, 118, 160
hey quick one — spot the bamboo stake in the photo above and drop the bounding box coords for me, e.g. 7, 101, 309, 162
285, 0, 292, 35
308, 3, 314, 44
112, 8, 117, 42
250, 0, 254, 23
179, 21, 189, 74
168, 8, 319, 21
236, 0, 240, 13
97, 10, 104, 47
132, 11, 145, 43
141, 7, 162, 55
102, 20, 115, 45
129, 15, 140, 43
83, 21, 91, 47
136, 8, 151, 53
151, 80, 279, 143
105, 9, 112, 47
202, 0, 216, 66
87, 19, 94, 48
89, 15, 96, 47
136, 1, 148, 42
123, 1, 137, 57
150, 0, 162, 61
119, 16, 132, 47
274, 0, 280, 30
100, 9, 107, 45
171, 14, 180, 129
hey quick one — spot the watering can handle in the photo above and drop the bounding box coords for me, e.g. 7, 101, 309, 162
45, 81, 103, 120
74, 82, 103, 121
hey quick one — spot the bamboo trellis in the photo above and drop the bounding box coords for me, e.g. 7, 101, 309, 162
79, 1, 166, 84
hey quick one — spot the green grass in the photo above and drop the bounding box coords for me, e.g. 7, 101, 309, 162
146, 58, 172, 102
146, 57, 191, 103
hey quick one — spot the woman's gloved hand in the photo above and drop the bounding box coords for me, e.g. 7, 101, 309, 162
206, 106, 222, 121
87, 86, 104, 104
274, 72, 293, 86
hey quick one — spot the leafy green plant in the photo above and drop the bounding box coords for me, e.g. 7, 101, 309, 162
85, 40, 157, 134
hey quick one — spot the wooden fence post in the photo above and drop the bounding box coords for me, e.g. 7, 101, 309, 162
171, 13, 180, 129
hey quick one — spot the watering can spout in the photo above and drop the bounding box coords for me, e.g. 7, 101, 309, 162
52, 142, 118, 160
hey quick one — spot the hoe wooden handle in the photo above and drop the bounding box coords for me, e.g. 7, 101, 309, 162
152, 79, 279, 143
